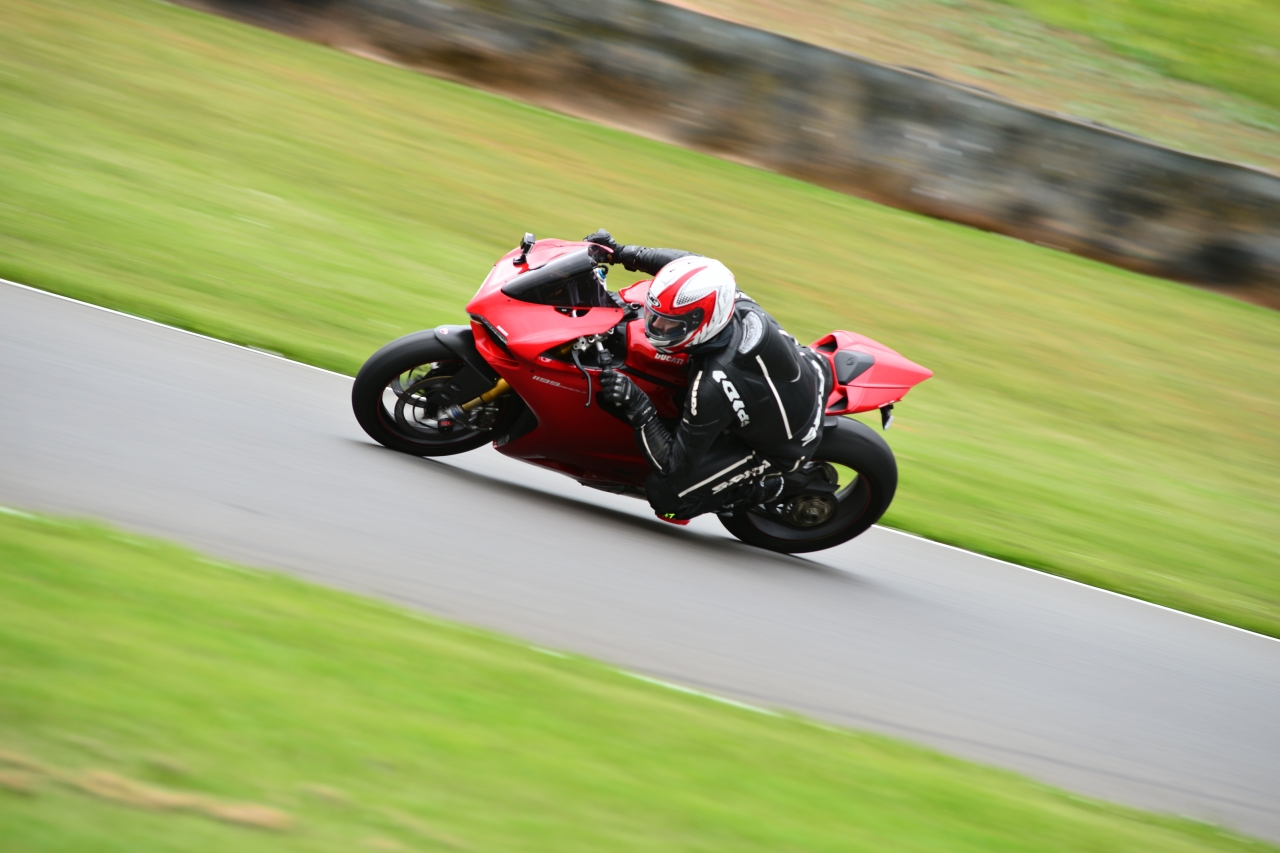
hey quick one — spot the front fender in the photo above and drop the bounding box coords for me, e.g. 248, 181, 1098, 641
362, 326, 497, 411
430, 325, 499, 383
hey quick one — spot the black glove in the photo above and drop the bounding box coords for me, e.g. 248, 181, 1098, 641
600, 368, 655, 427
584, 229, 622, 264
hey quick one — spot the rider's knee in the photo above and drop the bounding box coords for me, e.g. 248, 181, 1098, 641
644, 471, 682, 514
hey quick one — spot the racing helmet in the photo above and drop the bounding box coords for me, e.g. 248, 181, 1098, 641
644, 256, 737, 352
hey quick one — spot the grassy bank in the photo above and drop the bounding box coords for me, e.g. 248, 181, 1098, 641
1, 0, 1278, 635
998, 0, 1280, 111
0, 508, 1273, 852
681, 0, 1280, 172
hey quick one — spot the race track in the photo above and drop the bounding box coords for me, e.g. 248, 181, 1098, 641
2, 281, 1278, 841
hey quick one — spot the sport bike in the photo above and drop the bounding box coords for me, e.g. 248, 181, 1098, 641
352, 235, 932, 553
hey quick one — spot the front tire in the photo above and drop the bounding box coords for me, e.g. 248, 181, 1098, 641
718, 418, 897, 554
351, 332, 516, 457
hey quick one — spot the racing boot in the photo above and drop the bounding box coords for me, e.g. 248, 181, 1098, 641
780, 460, 839, 498
718, 472, 785, 516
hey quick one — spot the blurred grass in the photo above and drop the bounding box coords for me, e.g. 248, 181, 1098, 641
680, 0, 1280, 172
0, 0, 1278, 635
1, 508, 1275, 852
997, 0, 1280, 111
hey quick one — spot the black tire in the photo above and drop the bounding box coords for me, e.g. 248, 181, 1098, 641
351, 332, 515, 457
718, 418, 897, 554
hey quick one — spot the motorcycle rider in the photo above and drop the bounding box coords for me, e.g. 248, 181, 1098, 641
584, 230, 832, 523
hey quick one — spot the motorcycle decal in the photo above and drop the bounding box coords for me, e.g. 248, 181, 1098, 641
711, 370, 750, 427
652, 352, 687, 364
532, 373, 586, 394
711, 458, 772, 495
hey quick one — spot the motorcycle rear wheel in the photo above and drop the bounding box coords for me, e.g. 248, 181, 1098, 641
718, 418, 897, 554
351, 333, 517, 456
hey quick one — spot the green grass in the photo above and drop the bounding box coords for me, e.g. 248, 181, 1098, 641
1, 508, 1274, 852
996, 0, 1280, 111
1, 0, 1278, 636
680, 0, 1280, 171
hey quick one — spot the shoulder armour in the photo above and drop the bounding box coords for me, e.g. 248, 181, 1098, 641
737, 308, 764, 354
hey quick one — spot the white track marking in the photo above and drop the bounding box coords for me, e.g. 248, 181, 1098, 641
3, 277, 1274, 645
0, 278, 349, 378
619, 672, 779, 716
877, 526, 1277, 643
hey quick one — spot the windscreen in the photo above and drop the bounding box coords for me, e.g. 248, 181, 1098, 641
500, 249, 614, 308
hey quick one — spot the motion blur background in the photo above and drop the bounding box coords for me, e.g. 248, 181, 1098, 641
182, 0, 1280, 302
1, 0, 1277, 849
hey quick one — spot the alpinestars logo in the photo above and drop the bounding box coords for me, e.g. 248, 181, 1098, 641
712, 370, 750, 426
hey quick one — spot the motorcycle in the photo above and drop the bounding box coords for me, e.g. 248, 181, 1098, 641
352, 235, 932, 553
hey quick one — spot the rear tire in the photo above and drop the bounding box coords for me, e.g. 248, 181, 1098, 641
718, 418, 897, 554
351, 332, 515, 457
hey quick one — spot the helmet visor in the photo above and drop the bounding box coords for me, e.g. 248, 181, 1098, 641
644, 305, 704, 349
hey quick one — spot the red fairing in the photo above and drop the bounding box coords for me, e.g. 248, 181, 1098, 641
809, 331, 934, 415
468, 241, 685, 485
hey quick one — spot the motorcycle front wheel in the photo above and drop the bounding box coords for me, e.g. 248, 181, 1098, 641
351, 332, 519, 457
718, 418, 897, 554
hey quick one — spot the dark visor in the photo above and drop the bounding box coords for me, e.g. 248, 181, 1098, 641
644, 305, 704, 348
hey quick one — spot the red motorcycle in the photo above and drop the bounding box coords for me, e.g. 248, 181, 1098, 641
352, 236, 932, 553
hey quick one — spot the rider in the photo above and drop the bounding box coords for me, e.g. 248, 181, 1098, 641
584, 230, 832, 523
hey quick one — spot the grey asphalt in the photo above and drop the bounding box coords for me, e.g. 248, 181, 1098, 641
2, 281, 1278, 841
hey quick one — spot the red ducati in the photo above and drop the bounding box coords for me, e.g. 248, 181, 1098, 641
352, 236, 932, 553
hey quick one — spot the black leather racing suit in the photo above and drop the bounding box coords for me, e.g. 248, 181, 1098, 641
610, 246, 830, 518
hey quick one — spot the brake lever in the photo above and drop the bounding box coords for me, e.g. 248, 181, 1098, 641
571, 337, 618, 409
570, 346, 593, 409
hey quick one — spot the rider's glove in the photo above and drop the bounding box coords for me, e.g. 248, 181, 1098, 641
584, 229, 622, 264
600, 368, 655, 427
600, 367, 640, 405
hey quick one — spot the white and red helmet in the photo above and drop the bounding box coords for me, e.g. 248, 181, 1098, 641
644, 256, 737, 352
